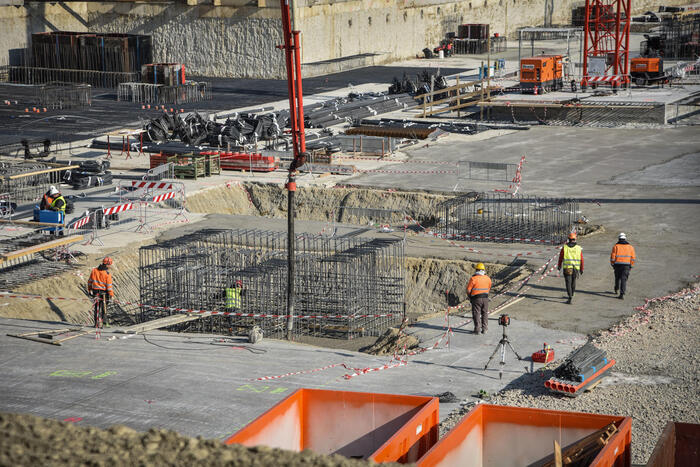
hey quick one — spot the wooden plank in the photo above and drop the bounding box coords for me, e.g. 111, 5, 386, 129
6, 165, 79, 180
554, 440, 562, 467
0, 219, 66, 227
0, 235, 83, 262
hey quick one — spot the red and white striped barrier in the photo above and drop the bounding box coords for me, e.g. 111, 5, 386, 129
587, 75, 623, 83
69, 214, 91, 229
131, 181, 173, 190
495, 155, 525, 196
152, 191, 175, 204
103, 202, 134, 216
252, 363, 346, 381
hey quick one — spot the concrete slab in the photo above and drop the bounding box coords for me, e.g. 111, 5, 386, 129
0, 314, 583, 438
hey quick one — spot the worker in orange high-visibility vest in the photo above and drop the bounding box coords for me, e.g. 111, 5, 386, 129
467, 263, 492, 334
88, 257, 114, 327
558, 232, 583, 304
610, 232, 636, 300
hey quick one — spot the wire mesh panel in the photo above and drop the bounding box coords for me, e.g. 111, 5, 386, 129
439, 193, 579, 244
457, 161, 518, 182
139, 229, 405, 339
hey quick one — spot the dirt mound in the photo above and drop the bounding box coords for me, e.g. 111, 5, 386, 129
405, 258, 526, 318
186, 183, 449, 226
0, 412, 404, 467
359, 327, 420, 355
1, 241, 148, 325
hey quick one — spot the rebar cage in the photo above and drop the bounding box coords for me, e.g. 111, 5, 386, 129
439, 193, 579, 244
139, 229, 405, 339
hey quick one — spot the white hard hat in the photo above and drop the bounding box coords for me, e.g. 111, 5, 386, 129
618, 232, 626, 239
49, 186, 59, 195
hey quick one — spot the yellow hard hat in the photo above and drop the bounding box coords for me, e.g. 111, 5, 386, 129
474, 263, 485, 270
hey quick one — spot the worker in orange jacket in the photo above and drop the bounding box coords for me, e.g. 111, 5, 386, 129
610, 233, 636, 300
558, 232, 583, 304
467, 263, 492, 334
88, 257, 114, 327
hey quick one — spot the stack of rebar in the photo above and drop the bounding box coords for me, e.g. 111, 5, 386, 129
554, 342, 608, 382
117, 81, 211, 105
439, 193, 579, 244
138, 228, 405, 340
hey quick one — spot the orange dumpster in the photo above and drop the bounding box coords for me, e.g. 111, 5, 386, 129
225, 388, 439, 463
646, 422, 700, 466
417, 404, 632, 467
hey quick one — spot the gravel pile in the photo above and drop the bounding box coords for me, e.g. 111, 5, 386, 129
0, 412, 406, 467
439, 284, 700, 465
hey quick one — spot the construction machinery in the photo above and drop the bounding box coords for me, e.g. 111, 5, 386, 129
519, 55, 564, 93
630, 57, 667, 85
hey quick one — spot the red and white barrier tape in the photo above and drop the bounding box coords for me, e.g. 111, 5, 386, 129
604, 285, 700, 338
355, 168, 457, 175
494, 155, 525, 196
0, 292, 397, 320
252, 363, 346, 381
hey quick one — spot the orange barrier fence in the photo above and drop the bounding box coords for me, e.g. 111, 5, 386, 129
417, 404, 631, 467
225, 388, 439, 463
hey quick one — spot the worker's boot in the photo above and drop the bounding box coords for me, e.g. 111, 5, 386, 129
618, 294, 624, 300
566, 297, 572, 304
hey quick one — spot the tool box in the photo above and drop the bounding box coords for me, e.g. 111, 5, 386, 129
532, 343, 554, 363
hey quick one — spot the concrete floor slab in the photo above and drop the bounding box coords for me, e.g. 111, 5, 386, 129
0, 314, 583, 438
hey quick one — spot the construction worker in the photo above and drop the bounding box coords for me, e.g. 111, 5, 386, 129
47, 186, 66, 213
39, 186, 57, 210
225, 280, 244, 311
467, 263, 492, 334
558, 232, 583, 304
610, 232, 636, 299
87, 257, 114, 327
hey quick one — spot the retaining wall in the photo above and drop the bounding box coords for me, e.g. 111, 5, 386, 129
1, 0, 695, 79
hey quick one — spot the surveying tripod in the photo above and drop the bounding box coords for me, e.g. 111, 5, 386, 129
484, 315, 523, 380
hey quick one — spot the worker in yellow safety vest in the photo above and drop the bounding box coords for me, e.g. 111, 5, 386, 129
557, 232, 583, 304
225, 280, 244, 311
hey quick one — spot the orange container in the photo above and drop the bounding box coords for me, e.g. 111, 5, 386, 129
646, 422, 700, 466
520, 55, 564, 92
417, 404, 632, 467
226, 388, 439, 463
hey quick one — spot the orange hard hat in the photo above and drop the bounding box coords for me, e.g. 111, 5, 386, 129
235, 280, 242, 286
102, 257, 113, 266
568, 232, 577, 240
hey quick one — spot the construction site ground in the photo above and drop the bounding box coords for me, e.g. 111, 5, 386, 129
1, 36, 699, 465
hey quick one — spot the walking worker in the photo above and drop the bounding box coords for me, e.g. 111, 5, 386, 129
87, 257, 114, 327
610, 232, 636, 299
225, 280, 244, 311
558, 232, 583, 304
467, 263, 492, 334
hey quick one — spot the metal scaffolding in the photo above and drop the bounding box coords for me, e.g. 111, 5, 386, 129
139, 229, 405, 339
38, 82, 91, 109
439, 193, 579, 244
